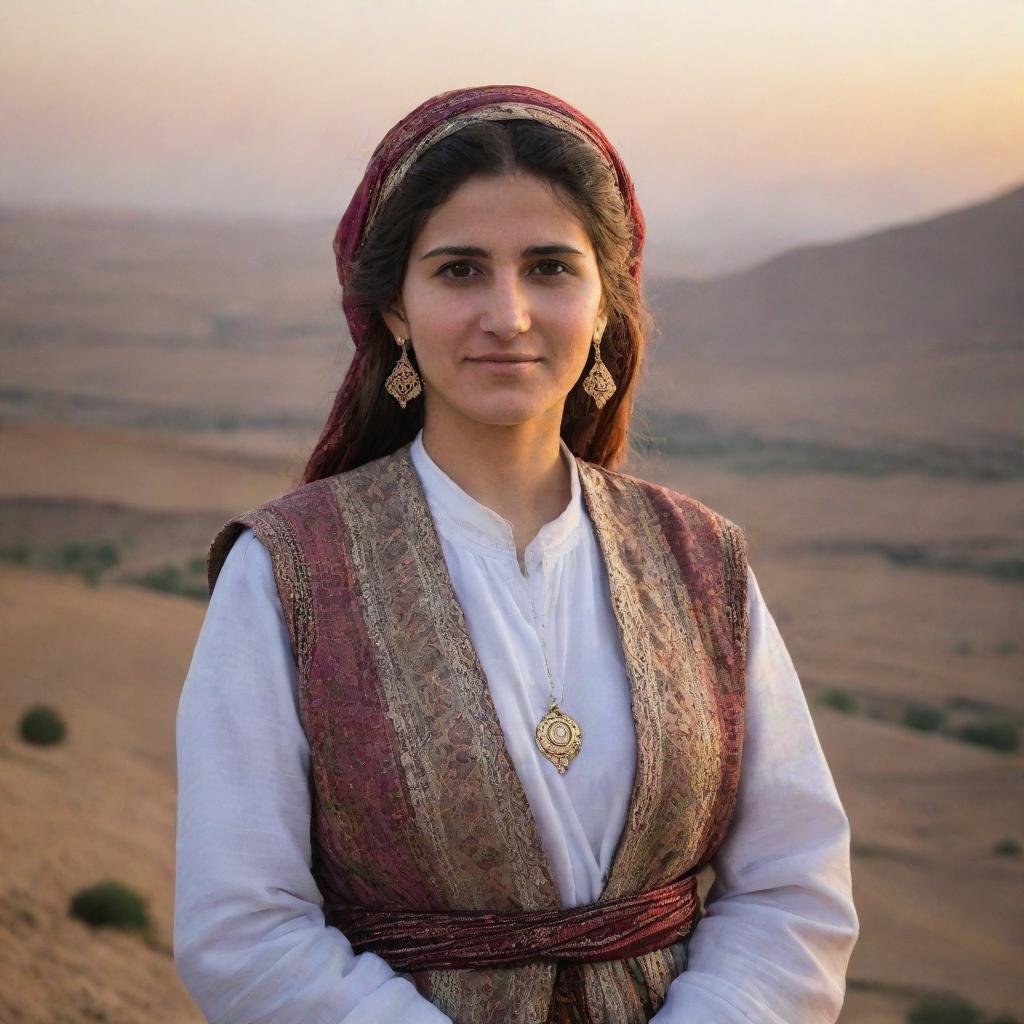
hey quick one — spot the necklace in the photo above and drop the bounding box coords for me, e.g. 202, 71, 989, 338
533, 594, 583, 774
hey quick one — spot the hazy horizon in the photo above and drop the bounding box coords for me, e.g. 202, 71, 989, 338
2, 0, 1022, 274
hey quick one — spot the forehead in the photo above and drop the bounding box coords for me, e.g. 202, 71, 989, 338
414, 174, 593, 251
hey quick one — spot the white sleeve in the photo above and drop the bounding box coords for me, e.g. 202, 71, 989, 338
652, 563, 859, 1024
174, 527, 452, 1024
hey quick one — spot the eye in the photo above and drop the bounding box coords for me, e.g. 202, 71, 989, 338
530, 260, 571, 277
437, 261, 480, 279
436, 259, 573, 280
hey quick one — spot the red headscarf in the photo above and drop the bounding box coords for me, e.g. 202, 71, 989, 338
310, 84, 646, 474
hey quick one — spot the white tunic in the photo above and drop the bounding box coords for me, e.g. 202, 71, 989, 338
174, 428, 859, 1023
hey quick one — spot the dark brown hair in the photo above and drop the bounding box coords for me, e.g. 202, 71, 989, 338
302, 118, 653, 483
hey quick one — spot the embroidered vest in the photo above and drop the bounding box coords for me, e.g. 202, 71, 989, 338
207, 441, 749, 1024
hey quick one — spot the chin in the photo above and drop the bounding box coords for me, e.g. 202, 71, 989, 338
456, 397, 555, 428
463, 409, 544, 428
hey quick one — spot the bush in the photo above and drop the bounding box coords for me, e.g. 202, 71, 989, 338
134, 562, 209, 601
18, 704, 66, 746
137, 564, 182, 593
957, 717, 1020, 753
992, 837, 1021, 857
902, 702, 947, 732
69, 881, 151, 934
0, 539, 118, 584
0, 541, 31, 565
907, 993, 982, 1024
818, 687, 858, 713
53, 540, 119, 585
905, 993, 1020, 1024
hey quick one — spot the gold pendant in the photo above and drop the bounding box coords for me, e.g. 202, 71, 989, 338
535, 701, 583, 774
582, 351, 616, 409
384, 345, 422, 408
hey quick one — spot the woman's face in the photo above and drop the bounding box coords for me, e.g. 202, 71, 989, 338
381, 172, 607, 432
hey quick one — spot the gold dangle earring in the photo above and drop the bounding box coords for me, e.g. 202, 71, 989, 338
384, 335, 423, 408
582, 317, 615, 409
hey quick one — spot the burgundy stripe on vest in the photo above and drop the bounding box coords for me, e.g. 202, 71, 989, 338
323, 874, 700, 971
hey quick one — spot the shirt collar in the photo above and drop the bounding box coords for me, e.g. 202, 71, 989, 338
409, 427, 583, 561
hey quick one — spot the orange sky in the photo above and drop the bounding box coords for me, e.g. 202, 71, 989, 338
1, 0, 1021, 272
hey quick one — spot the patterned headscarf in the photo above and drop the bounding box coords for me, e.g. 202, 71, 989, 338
327, 83, 646, 420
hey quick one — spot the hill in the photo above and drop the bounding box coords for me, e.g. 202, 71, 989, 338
642, 183, 1024, 448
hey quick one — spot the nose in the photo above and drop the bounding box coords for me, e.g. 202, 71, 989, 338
479, 269, 531, 341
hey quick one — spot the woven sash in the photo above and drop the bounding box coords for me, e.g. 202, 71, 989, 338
323, 874, 700, 972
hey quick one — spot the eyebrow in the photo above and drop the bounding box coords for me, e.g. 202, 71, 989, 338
418, 244, 586, 262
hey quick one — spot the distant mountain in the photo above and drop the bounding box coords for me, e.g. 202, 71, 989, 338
640, 184, 1024, 448
646, 183, 1024, 364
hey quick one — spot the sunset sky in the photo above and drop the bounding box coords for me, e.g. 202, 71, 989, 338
2, 0, 1022, 273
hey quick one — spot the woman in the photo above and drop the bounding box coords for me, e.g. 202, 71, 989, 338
174, 84, 859, 1023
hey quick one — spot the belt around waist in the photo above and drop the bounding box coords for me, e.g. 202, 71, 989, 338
323, 873, 701, 971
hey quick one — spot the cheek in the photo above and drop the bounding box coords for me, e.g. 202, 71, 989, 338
554, 304, 599, 360
561, 283, 602, 330
401, 286, 459, 357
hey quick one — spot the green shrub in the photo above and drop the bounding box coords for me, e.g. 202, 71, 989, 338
18, 704, 66, 746
0, 539, 119, 584
89, 541, 119, 579
906, 993, 981, 1024
138, 564, 182, 593
902, 702, 947, 732
818, 687, 858, 713
992, 837, 1021, 857
888, 544, 928, 566
134, 563, 208, 601
951, 639, 973, 656
54, 541, 119, 582
0, 541, 31, 565
69, 881, 150, 934
957, 717, 1020, 753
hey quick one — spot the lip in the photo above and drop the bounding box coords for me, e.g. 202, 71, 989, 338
467, 355, 542, 363
467, 357, 542, 374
